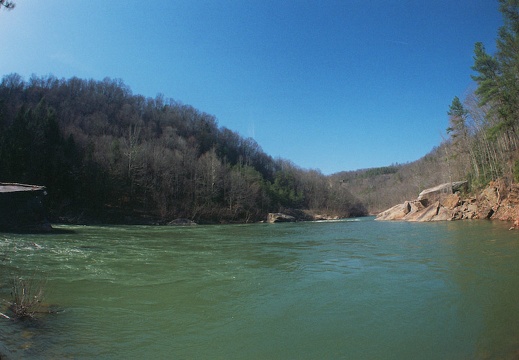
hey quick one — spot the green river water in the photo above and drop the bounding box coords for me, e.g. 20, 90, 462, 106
1, 218, 519, 359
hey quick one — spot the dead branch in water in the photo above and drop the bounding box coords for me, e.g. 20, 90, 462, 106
9, 276, 46, 320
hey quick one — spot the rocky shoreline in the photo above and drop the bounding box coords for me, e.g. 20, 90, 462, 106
266, 209, 341, 223
376, 179, 519, 225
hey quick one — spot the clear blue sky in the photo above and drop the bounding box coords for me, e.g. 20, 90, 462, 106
0, 1, 503, 174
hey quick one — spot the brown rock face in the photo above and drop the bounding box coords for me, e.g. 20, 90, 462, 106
478, 185, 500, 219
452, 199, 478, 220
375, 203, 411, 221
375, 180, 516, 223
492, 183, 519, 222
413, 201, 441, 222
443, 194, 460, 209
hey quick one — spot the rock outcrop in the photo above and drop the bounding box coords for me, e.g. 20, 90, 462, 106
486, 179, 519, 222
416, 181, 467, 205
376, 180, 481, 222
0, 183, 52, 232
267, 213, 296, 223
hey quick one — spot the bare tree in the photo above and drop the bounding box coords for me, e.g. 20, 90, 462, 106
123, 124, 142, 200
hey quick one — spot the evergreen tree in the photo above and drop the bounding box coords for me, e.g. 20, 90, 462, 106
447, 96, 469, 139
472, 0, 519, 144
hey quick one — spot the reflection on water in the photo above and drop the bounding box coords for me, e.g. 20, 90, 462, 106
1, 218, 519, 359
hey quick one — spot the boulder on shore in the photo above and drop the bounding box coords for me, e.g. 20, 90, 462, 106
417, 181, 467, 206
267, 213, 296, 223
167, 218, 197, 226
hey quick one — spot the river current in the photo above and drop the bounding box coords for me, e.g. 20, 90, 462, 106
1, 218, 519, 359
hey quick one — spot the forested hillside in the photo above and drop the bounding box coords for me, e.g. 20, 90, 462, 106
0, 74, 366, 223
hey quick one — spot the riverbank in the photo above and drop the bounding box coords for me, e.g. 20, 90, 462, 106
54, 206, 356, 226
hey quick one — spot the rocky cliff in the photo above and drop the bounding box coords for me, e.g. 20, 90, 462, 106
0, 183, 52, 232
376, 179, 519, 224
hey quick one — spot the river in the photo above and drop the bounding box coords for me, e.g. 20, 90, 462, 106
1, 218, 519, 359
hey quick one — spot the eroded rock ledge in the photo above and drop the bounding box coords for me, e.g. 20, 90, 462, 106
376, 179, 519, 223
